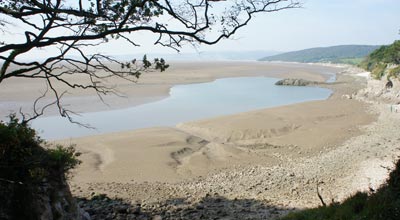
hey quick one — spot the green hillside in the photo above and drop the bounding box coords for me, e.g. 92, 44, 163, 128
359, 40, 400, 79
259, 45, 380, 64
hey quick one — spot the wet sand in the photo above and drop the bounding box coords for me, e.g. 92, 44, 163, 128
0, 61, 335, 118
23, 62, 373, 185
4, 61, 398, 218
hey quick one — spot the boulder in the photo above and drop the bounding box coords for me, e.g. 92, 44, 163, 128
275, 78, 314, 86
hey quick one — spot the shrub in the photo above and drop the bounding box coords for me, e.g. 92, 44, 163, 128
0, 114, 80, 219
359, 40, 400, 79
389, 66, 400, 78
371, 63, 387, 80
0, 115, 80, 182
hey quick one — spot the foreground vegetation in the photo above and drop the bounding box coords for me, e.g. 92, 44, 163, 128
0, 115, 80, 219
281, 159, 400, 220
259, 45, 380, 64
359, 40, 400, 79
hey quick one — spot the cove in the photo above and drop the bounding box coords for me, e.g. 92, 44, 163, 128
31, 77, 332, 140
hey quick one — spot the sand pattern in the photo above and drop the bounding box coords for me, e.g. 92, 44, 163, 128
70, 67, 400, 219
3, 62, 398, 219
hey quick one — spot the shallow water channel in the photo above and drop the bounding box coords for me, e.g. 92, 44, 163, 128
32, 77, 332, 140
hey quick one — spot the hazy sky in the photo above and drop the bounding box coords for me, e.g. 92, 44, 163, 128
93, 0, 400, 55
233, 0, 400, 52
3, 0, 400, 58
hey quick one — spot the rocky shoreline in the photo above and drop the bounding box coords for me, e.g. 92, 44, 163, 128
77, 192, 289, 220
72, 67, 400, 220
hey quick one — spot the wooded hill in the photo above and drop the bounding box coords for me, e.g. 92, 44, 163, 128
259, 45, 380, 64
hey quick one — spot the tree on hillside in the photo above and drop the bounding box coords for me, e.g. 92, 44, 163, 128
359, 40, 400, 79
0, 0, 301, 123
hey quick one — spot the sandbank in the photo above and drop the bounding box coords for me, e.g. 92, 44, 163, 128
49, 62, 376, 186
0, 61, 336, 118
66, 64, 400, 214
4, 61, 399, 215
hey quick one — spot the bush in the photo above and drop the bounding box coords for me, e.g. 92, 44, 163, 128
0, 115, 80, 219
371, 63, 387, 80
389, 66, 400, 78
359, 40, 400, 79
0, 115, 80, 182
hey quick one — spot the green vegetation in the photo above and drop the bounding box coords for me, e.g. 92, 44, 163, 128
359, 40, 400, 79
371, 63, 388, 80
259, 45, 380, 64
0, 115, 80, 219
389, 65, 400, 76
0, 114, 80, 182
281, 159, 400, 220
336, 57, 364, 65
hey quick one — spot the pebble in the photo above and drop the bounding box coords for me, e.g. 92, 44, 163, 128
73, 73, 400, 220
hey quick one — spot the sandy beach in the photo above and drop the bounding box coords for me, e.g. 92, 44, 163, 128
2, 61, 399, 219
48, 62, 373, 184
0, 61, 334, 118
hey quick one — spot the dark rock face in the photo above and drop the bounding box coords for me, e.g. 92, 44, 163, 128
386, 80, 393, 89
0, 118, 85, 220
275, 78, 314, 86
0, 177, 88, 220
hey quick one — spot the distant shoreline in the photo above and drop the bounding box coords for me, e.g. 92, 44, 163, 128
0, 61, 340, 120
54, 63, 374, 182
43, 62, 400, 218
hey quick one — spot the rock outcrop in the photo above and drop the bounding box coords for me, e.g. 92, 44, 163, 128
275, 78, 315, 86
0, 175, 88, 220
0, 117, 88, 220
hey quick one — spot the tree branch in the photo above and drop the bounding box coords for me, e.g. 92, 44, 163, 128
0, 0, 301, 123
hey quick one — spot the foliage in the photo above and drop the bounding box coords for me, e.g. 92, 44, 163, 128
47, 145, 81, 174
281, 159, 400, 220
0, 115, 80, 183
0, 115, 80, 219
359, 40, 400, 79
336, 57, 364, 65
259, 45, 380, 63
389, 66, 400, 78
371, 63, 387, 80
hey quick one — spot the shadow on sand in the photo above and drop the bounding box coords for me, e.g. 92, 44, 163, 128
78, 193, 296, 220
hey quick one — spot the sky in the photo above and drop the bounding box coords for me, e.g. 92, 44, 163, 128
236, 0, 400, 52
2, 0, 400, 58
90, 0, 400, 55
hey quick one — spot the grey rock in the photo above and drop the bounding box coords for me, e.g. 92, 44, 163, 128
275, 78, 315, 86
152, 215, 163, 220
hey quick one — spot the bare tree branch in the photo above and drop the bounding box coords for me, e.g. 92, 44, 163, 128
0, 0, 301, 123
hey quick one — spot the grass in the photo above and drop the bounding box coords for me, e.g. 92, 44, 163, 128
336, 57, 364, 65
281, 159, 400, 220
371, 63, 387, 79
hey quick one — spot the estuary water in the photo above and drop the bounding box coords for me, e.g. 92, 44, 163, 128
32, 77, 332, 140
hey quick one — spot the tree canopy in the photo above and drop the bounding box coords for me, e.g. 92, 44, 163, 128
259, 45, 380, 64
